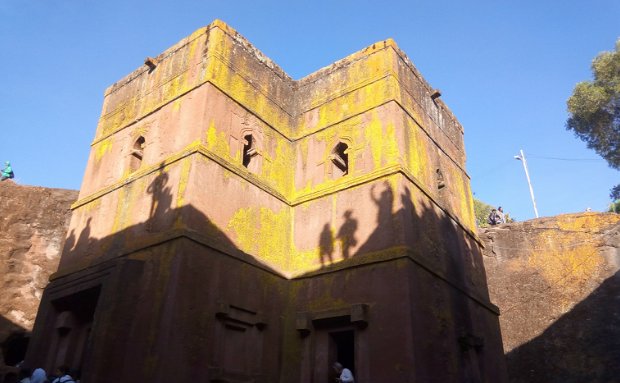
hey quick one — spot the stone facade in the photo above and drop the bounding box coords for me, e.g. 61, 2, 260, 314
0, 182, 77, 380
26, 20, 507, 382
481, 212, 620, 383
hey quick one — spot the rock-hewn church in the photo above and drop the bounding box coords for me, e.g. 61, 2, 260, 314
26, 20, 507, 382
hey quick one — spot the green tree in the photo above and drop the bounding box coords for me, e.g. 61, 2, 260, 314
474, 198, 516, 227
610, 185, 620, 213
567, 39, 620, 198
610, 184, 620, 200
474, 198, 494, 227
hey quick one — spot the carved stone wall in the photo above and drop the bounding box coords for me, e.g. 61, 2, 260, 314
480, 212, 620, 383
0, 181, 77, 378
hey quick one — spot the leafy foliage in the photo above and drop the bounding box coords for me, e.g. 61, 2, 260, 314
474, 198, 494, 227
474, 198, 515, 227
611, 185, 620, 213
610, 184, 620, 200
566, 39, 620, 170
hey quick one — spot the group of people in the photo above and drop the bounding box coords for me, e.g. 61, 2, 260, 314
5, 365, 75, 383
8, 363, 342, 382
487, 206, 506, 225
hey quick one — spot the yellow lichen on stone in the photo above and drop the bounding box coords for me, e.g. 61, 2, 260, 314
164, 72, 188, 102
298, 77, 397, 138
94, 138, 113, 162
404, 121, 422, 179
290, 246, 323, 273
227, 206, 292, 271
365, 111, 399, 169
384, 122, 400, 164
186, 28, 204, 63
450, 167, 474, 231
110, 183, 130, 235
261, 136, 294, 196
556, 214, 602, 232
204, 27, 292, 137
82, 20, 483, 281
205, 121, 231, 159
527, 227, 602, 306
522, 214, 616, 306
173, 99, 182, 112
80, 198, 101, 213
176, 158, 192, 208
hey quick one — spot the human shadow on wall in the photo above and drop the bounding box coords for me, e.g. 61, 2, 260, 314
60, 167, 270, 270
318, 210, 359, 268
505, 271, 620, 383
309, 182, 491, 381
319, 223, 334, 267
353, 182, 395, 257
337, 210, 358, 260
315, 181, 394, 270
313, 182, 477, 283
32, 168, 285, 383
146, 168, 171, 220
61, 219, 91, 258
41, 168, 495, 382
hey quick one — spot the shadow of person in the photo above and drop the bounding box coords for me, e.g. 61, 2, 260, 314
319, 223, 334, 267
147, 168, 172, 221
62, 229, 76, 256
354, 182, 395, 256
75, 218, 92, 255
371, 181, 394, 226
399, 186, 421, 243
147, 168, 171, 216
400, 187, 414, 220
337, 210, 358, 259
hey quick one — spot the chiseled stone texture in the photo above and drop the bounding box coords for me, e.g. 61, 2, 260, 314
0, 182, 77, 365
480, 212, 620, 383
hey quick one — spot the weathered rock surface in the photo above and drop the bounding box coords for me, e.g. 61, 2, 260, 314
480, 213, 620, 383
0, 181, 77, 366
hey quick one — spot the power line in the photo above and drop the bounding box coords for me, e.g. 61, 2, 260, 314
472, 158, 514, 180
527, 155, 604, 162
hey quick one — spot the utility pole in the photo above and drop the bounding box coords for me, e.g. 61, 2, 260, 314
514, 149, 539, 218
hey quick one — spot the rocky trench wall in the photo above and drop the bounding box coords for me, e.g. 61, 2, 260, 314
480, 212, 620, 383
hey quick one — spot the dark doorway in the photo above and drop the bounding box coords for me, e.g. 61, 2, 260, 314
2, 332, 29, 366
329, 330, 355, 375
48, 286, 101, 374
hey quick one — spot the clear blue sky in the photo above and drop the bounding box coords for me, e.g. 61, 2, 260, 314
1, 0, 618, 221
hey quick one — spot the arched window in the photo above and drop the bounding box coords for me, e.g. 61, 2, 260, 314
129, 136, 145, 172
330, 142, 349, 178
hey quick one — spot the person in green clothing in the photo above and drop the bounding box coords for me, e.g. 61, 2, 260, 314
1, 161, 14, 181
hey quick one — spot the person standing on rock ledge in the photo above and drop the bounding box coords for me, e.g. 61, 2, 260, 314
1, 161, 14, 181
